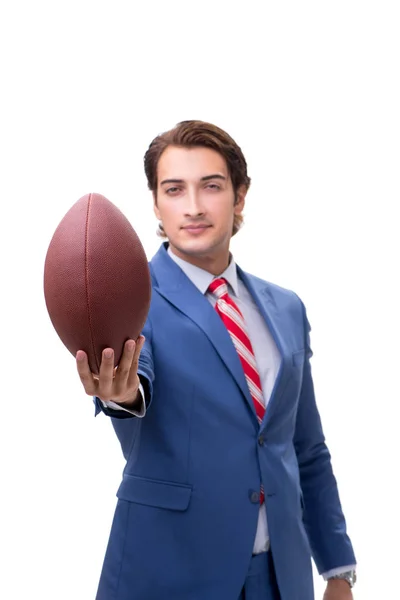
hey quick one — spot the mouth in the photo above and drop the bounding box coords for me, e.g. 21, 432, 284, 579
181, 224, 211, 232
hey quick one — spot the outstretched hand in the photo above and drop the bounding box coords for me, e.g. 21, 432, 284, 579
76, 336, 145, 407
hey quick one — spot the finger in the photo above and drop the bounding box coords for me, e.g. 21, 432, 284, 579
114, 339, 136, 385
127, 335, 145, 387
137, 334, 146, 356
97, 348, 115, 400
76, 351, 97, 395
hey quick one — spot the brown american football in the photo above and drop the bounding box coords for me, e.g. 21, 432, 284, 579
44, 192, 151, 374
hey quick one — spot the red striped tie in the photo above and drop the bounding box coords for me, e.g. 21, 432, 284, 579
208, 277, 265, 503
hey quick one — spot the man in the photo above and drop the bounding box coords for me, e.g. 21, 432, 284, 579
77, 120, 356, 600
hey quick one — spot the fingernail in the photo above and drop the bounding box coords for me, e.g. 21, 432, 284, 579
76, 351, 85, 361
127, 340, 135, 351
104, 349, 113, 359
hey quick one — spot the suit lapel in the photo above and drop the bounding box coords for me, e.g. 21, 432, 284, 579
150, 246, 258, 423
237, 267, 292, 430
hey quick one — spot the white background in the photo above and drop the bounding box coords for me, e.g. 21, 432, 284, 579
0, 1, 399, 598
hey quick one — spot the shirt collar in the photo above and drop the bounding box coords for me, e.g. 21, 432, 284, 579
167, 246, 239, 297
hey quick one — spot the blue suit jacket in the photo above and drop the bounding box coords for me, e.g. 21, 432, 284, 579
95, 243, 356, 600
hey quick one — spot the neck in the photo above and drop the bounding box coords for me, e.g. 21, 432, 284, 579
168, 244, 230, 276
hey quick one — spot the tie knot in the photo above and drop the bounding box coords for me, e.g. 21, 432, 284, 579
208, 277, 228, 299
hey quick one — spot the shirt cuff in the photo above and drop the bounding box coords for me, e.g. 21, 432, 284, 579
101, 382, 146, 418
322, 564, 357, 580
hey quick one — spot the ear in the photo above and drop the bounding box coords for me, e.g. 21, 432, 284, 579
234, 185, 247, 215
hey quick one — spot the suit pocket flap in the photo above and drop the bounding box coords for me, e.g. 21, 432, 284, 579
117, 474, 192, 511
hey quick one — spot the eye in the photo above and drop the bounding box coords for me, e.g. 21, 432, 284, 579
205, 183, 221, 191
165, 186, 181, 195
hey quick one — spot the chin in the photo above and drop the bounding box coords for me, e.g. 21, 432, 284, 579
170, 236, 225, 259
175, 241, 211, 256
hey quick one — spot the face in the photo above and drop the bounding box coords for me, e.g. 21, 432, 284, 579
153, 146, 246, 273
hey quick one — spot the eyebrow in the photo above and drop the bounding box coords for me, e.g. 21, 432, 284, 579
160, 174, 227, 185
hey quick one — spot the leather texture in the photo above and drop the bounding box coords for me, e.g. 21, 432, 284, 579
44, 193, 151, 373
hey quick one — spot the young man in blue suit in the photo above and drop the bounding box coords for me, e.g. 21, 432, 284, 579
77, 121, 357, 600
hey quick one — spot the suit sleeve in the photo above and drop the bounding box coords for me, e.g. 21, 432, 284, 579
94, 317, 155, 420
293, 299, 356, 574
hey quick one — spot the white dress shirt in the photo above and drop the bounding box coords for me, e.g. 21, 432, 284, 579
104, 248, 356, 576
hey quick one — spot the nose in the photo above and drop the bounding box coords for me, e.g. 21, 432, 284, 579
184, 187, 204, 217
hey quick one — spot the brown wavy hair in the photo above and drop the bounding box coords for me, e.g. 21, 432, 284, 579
144, 120, 251, 237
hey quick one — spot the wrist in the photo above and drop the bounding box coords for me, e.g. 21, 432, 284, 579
113, 387, 141, 408
328, 570, 357, 589
327, 578, 350, 589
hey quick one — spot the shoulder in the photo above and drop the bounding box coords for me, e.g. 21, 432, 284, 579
242, 270, 312, 353
239, 267, 310, 329
250, 272, 296, 296
240, 267, 303, 307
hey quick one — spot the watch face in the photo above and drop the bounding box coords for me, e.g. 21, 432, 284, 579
331, 571, 357, 588
349, 571, 357, 586
344, 571, 357, 587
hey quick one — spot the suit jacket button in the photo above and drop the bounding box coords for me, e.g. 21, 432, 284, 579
249, 491, 260, 504
258, 435, 265, 446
